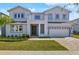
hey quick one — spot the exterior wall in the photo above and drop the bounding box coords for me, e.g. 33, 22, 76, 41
6, 23, 27, 37
9, 7, 31, 22
5, 6, 71, 37
44, 7, 69, 22
27, 14, 48, 37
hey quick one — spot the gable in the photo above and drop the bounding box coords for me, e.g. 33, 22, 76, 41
8, 6, 31, 13
44, 6, 70, 14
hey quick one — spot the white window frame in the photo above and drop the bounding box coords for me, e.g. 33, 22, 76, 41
10, 24, 23, 33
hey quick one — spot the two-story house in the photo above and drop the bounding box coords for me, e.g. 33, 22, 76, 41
5, 6, 72, 37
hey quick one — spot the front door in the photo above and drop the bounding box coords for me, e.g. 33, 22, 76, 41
31, 24, 38, 36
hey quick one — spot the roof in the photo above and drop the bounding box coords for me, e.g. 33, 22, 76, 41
7, 6, 31, 12
0, 12, 8, 16
70, 18, 79, 22
7, 5, 71, 14
43, 6, 71, 13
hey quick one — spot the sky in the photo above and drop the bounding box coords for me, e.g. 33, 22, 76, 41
0, 3, 79, 20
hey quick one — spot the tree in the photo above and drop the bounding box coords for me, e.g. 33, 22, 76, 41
63, 3, 79, 12
0, 15, 13, 27
0, 15, 13, 36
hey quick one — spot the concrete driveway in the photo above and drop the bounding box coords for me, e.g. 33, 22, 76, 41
55, 37, 79, 51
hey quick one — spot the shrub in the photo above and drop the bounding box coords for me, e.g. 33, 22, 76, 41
7, 36, 10, 38
26, 34, 29, 38
73, 31, 76, 34
11, 35, 14, 38
73, 31, 79, 35
22, 34, 26, 38
15, 35, 17, 37
22, 34, 29, 38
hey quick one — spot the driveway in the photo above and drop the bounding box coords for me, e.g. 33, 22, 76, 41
55, 37, 79, 51
29, 37, 79, 51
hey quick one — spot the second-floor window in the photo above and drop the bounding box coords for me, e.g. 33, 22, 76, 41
14, 13, 24, 19
55, 14, 59, 19
21, 13, 24, 18
18, 13, 20, 18
34, 15, 40, 20
14, 14, 17, 18
48, 14, 53, 20
63, 14, 67, 19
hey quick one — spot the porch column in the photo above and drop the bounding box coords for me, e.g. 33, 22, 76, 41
38, 24, 40, 37
27, 24, 30, 36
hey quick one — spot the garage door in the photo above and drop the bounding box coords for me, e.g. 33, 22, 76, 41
48, 27, 69, 37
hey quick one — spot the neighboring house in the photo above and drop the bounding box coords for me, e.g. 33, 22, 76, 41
0, 12, 9, 37
0, 12, 8, 17
70, 18, 79, 33
5, 6, 72, 37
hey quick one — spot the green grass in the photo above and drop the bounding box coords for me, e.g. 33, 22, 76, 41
73, 34, 79, 39
0, 37, 67, 51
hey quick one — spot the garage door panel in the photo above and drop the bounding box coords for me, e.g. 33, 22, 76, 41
49, 29, 69, 37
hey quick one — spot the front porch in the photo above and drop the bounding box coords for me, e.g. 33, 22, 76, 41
28, 24, 47, 37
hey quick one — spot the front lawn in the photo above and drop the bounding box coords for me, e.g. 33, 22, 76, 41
0, 37, 67, 51
73, 34, 79, 39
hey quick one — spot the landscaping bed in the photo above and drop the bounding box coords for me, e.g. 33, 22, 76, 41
0, 37, 28, 42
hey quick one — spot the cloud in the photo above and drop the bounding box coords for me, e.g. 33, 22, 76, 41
28, 8, 37, 12
45, 3, 68, 7
45, 3, 55, 6
29, 8, 44, 12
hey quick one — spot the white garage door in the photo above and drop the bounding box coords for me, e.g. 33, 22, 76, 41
48, 27, 69, 37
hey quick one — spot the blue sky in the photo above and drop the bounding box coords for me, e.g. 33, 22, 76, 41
0, 3, 79, 20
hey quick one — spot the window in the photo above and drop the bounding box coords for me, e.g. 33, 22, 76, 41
18, 13, 20, 18
48, 14, 53, 20
63, 14, 66, 19
14, 13, 24, 19
21, 13, 24, 18
14, 13, 17, 18
15, 25, 18, 32
19, 25, 23, 32
56, 14, 59, 19
40, 24, 44, 34
10, 25, 23, 32
35, 15, 40, 20
10, 25, 14, 32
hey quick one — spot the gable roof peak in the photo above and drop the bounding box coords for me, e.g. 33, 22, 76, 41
7, 5, 31, 12
44, 6, 71, 13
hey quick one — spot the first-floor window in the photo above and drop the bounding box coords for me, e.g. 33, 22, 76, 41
10, 25, 14, 32
40, 24, 44, 34
10, 24, 23, 32
19, 25, 23, 32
